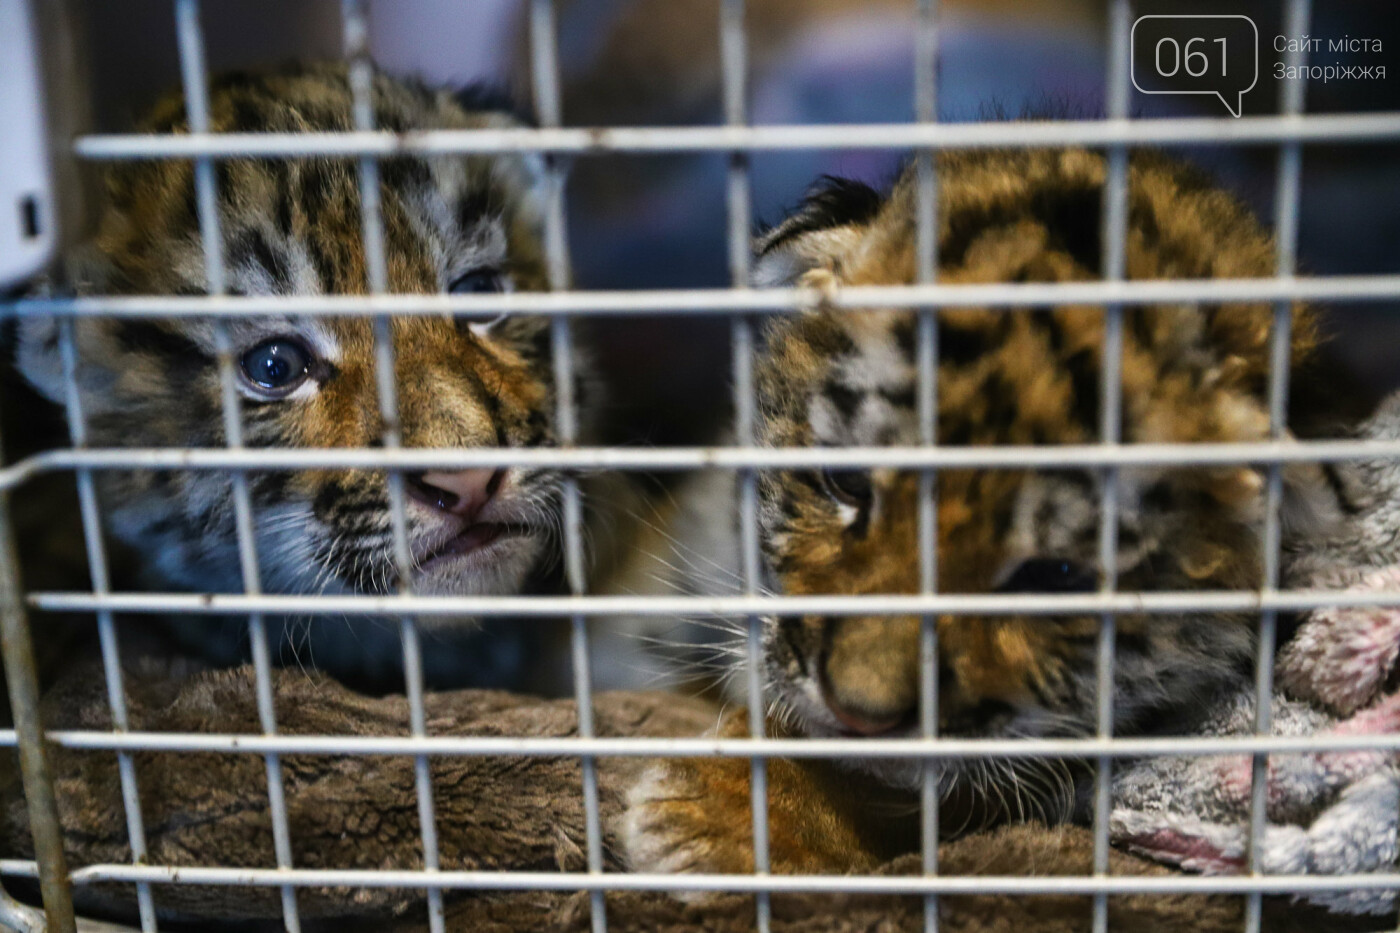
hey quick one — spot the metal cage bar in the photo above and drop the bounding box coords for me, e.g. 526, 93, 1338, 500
62, 112, 1400, 159
719, 3, 773, 930
173, 3, 304, 929
1245, 3, 1313, 931
55, 319, 156, 933
7, 272, 1400, 321
913, 3, 942, 932
528, 3, 608, 931
4, 728, 1398, 760
0, 861, 1396, 897
28, 583, 1400, 620
341, 4, 447, 930
13, 434, 1400, 478
1091, 3, 1132, 930
0, 416, 76, 932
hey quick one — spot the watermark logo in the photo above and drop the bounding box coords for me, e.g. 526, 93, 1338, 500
1131, 15, 1258, 117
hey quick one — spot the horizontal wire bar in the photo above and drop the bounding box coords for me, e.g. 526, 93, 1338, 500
68, 112, 1400, 160
0, 863, 1394, 896
5, 437, 1400, 490
2, 729, 1398, 759
25, 586, 1400, 619
5, 274, 1400, 320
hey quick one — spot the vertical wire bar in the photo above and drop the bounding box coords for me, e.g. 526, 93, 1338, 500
172, 3, 302, 929
721, 0, 751, 292
1092, 3, 1131, 931
340, 6, 445, 931
0, 432, 76, 932
720, 3, 769, 930
528, 4, 605, 931
1246, 3, 1310, 931
56, 320, 158, 930
914, 3, 941, 933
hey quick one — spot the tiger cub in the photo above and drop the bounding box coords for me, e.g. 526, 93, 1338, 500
625, 148, 1344, 875
13, 64, 627, 689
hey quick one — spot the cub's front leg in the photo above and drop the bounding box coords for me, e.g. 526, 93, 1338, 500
623, 710, 906, 879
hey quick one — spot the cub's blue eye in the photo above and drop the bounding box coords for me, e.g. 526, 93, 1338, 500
240, 337, 311, 395
998, 558, 1098, 594
449, 269, 506, 294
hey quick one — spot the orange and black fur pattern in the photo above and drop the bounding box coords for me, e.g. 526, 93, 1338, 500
13, 66, 590, 682
626, 149, 1343, 877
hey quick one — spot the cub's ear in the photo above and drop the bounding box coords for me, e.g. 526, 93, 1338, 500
451, 83, 549, 229
12, 247, 121, 409
1277, 390, 1400, 541
453, 83, 534, 125
1280, 460, 1347, 539
753, 176, 882, 287
1199, 457, 1345, 540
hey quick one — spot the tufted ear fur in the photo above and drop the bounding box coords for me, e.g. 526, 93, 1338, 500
452, 83, 550, 238
753, 176, 882, 287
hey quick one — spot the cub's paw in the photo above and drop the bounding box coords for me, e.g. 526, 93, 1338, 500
623, 756, 757, 891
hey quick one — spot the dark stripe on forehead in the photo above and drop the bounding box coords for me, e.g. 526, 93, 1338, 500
981, 373, 1020, 425
1029, 184, 1101, 272
822, 379, 862, 420
229, 93, 279, 134
457, 184, 502, 234
941, 182, 1102, 274
298, 161, 348, 221
381, 157, 433, 195
230, 229, 292, 290
112, 321, 211, 364
304, 238, 336, 294
264, 160, 294, 235
888, 313, 1003, 371
941, 317, 1004, 367
941, 200, 1023, 268
879, 386, 916, 410
1064, 347, 1100, 437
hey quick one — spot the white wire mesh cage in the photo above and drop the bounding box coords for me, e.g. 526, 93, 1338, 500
0, 1, 1398, 932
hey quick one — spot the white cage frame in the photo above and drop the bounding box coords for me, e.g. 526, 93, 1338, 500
0, 1, 1399, 932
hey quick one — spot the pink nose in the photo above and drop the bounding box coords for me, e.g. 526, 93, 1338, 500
404, 468, 503, 518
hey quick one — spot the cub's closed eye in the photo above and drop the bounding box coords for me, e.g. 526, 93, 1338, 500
240, 337, 313, 398
997, 558, 1098, 594
820, 469, 873, 508
449, 268, 508, 330
450, 268, 506, 294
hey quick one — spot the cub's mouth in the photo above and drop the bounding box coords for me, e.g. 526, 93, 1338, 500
412, 522, 536, 573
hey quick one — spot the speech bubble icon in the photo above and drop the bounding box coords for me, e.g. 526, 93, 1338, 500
1131, 15, 1258, 118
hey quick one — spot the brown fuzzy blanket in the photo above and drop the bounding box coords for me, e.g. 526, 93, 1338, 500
0, 664, 1373, 932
